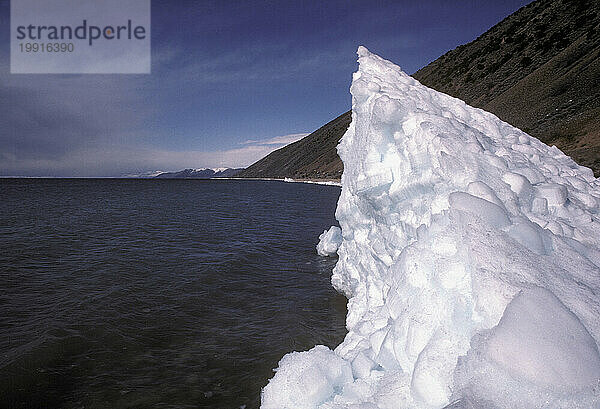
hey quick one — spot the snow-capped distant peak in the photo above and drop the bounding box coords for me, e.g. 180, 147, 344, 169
193, 167, 228, 173
123, 170, 165, 178
153, 167, 244, 179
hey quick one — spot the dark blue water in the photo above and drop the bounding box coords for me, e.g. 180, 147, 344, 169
0, 179, 346, 409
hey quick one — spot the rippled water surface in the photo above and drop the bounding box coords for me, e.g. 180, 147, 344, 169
1, 179, 347, 409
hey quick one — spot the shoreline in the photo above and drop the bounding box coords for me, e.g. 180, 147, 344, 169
0, 176, 343, 187
224, 177, 341, 186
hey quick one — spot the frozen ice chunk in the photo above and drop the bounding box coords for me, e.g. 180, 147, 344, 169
502, 171, 532, 199
262, 47, 600, 409
535, 183, 568, 206
351, 351, 376, 379
261, 345, 353, 409
317, 226, 342, 256
448, 191, 510, 228
545, 220, 564, 235
466, 181, 504, 207
484, 287, 600, 389
411, 333, 459, 407
506, 221, 547, 254
531, 197, 548, 214
513, 167, 544, 185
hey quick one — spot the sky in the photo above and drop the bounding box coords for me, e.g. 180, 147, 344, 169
0, 0, 533, 177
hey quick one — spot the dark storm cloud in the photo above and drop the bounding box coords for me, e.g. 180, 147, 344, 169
0, 85, 98, 159
0, 69, 156, 176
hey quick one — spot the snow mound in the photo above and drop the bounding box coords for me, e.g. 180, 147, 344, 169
262, 47, 600, 408
262, 345, 353, 409
317, 226, 343, 256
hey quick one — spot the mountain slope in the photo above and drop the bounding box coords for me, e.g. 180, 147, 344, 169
236, 111, 350, 180
414, 0, 600, 173
239, 0, 600, 179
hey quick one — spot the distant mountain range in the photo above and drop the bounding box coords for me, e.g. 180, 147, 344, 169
238, 0, 600, 179
153, 168, 244, 179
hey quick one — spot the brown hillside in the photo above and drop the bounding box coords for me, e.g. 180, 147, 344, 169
415, 0, 600, 173
237, 111, 350, 180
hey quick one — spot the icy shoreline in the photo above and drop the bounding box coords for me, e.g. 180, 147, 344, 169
223, 177, 341, 187
261, 47, 600, 409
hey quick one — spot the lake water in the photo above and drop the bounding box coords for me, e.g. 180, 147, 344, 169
0, 179, 347, 409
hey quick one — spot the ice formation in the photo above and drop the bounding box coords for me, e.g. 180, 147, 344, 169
317, 226, 342, 256
262, 47, 600, 408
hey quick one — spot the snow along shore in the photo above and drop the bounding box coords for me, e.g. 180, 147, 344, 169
224, 177, 342, 186
261, 47, 600, 408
